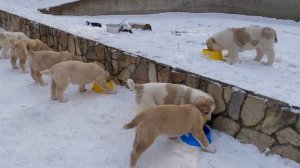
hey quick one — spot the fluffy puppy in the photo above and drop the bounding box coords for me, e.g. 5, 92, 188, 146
28, 50, 76, 86
206, 26, 277, 65
41, 61, 116, 103
124, 104, 216, 168
10, 39, 51, 72
0, 31, 29, 59
127, 79, 215, 120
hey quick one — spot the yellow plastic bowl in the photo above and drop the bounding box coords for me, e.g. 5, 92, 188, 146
93, 80, 115, 93
202, 49, 223, 60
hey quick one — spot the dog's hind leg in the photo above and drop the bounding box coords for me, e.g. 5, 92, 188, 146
51, 79, 57, 100
55, 81, 69, 103
10, 54, 18, 69
30, 67, 38, 83
265, 48, 275, 66
130, 126, 157, 168
254, 48, 264, 62
19, 57, 28, 73
36, 71, 47, 86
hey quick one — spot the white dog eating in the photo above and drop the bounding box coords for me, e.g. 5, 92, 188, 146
206, 26, 277, 65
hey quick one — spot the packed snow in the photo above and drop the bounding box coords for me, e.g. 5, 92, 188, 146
0, 58, 299, 168
0, 0, 300, 108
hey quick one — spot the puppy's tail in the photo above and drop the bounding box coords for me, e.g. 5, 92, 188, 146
127, 79, 136, 91
40, 69, 52, 75
123, 113, 144, 129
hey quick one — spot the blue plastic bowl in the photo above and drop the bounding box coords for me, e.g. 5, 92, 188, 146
180, 125, 212, 147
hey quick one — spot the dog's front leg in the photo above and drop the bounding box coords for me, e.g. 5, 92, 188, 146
192, 125, 216, 153
227, 49, 239, 65
19, 57, 28, 73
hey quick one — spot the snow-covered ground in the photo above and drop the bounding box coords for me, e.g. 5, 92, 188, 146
0, 0, 300, 108
0, 59, 299, 168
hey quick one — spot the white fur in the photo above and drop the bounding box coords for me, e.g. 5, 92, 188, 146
127, 79, 216, 117
207, 26, 277, 65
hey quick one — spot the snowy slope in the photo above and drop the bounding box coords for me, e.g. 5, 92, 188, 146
0, 59, 299, 168
0, 1, 299, 109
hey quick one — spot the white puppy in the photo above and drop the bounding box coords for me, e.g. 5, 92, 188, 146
0, 31, 29, 59
127, 79, 216, 120
206, 26, 277, 65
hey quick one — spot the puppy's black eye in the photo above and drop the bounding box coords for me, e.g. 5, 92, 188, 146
205, 112, 209, 115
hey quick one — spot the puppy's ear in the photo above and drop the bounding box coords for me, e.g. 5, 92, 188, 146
192, 96, 214, 115
206, 37, 216, 50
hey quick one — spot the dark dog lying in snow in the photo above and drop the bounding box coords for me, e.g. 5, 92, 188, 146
86, 21, 102, 28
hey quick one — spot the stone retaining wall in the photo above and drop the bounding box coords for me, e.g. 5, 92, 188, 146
0, 10, 299, 163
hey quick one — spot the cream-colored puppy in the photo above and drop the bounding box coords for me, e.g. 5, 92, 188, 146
0, 31, 29, 59
41, 61, 116, 103
127, 79, 215, 120
124, 104, 216, 168
10, 39, 51, 72
206, 26, 277, 65
29, 50, 77, 86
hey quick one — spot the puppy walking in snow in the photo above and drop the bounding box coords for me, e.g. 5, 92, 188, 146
124, 104, 216, 168
10, 39, 51, 73
28, 50, 79, 86
41, 61, 116, 103
127, 79, 215, 120
206, 26, 277, 65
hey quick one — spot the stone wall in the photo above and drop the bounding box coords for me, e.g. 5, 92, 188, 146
0, 10, 299, 163
39, 0, 300, 21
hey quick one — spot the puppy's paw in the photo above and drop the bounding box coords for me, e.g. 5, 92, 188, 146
202, 144, 216, 153
51, 97, 57, 100
13, 66, 18, 69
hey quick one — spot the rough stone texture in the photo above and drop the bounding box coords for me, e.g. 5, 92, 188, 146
67, 34, 75, 54
207, 83, 225, 114
223, 86, 232, 104
212, 115, 240, 136
111, 60, 119, 75
74, 37, 82, 56
148, 62, 157, 82
186, 74, 199, 89
111, 49, 121, 60
104, 60, 113, 73
95, 45, 105, 60
158, 67, 171, 83
130, 61, 149, 84
198, 78, 209, 92
118, 65, 136, 83
295, 117, 300, 133
228, 91, 246, 120
171, 71, 186, 83
275, 127, 300, 146
236, 128, 275, 152
241, 95, 266, 126
271, 145, 300, 163
119, 53, 137, 68
261, 107, 297, 135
